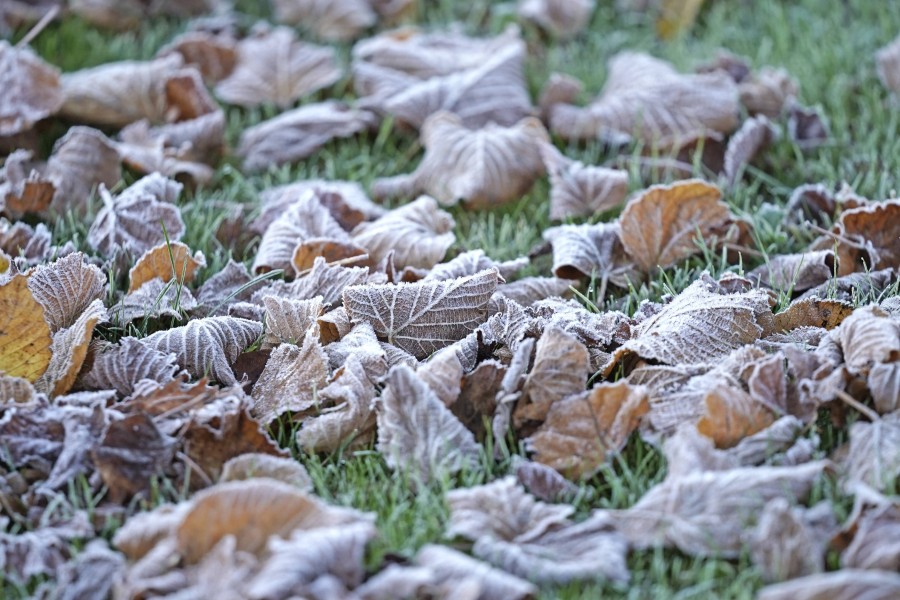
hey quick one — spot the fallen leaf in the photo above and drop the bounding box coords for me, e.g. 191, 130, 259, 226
238, 101, 377, 172
35, 299, 107, 397
141, 316, 263, 385
841, 412, 900, 493
544, 222, 636, 286
27, 251, 106, 332
618, 179, 733, 273
0, 274, 52, 382
88, 174, 185, 258
839, 485, 900, 570
787, 103, 830, 150
215, 27, 342, 108
251, 329, 330, 423
697, 384, 776, 449
838, 305, 900, 376
541, 142, 629, 220
343, 268, 500, 359
748, 250, 835, 293
723, 115, 779, 186
128, 241, 205, 293
257, 255, 371, 307
157, 30, 237, 84
376, 364, 481, 481
272, 0, 376, 41
513, 456, 579, 502
518, 0, 596, 39
110, 277, 198, 325
772, 297, 853, 334
351, 195, 455, 271
80, 337, 180, 397
262, 295, 324, 347
738, 67, 798, 118
526, 381, 649, 479
0, 40, 62, 136
414, 544, 538, 599
371, 112, 548, 208
0, 150, 55, 216
45, 126, 121, 214
876, 34, 900, 95
220, 453, 312, 490
757, 570, 900, 600
548, 52, 739, 149
255, 180, 384, 235
52, 539, 125, 600
818, 200, 900, 276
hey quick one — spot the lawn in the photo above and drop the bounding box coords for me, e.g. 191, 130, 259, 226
3, 0, 900, 598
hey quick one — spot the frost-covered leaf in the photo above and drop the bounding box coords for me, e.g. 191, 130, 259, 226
494, 277, 573, 308
414, 544, 537, 600
220, 453, 312, 490
27, 252, 106, 332
549, 52, 739, 148
128, 241, 205, 293
60, 54, 216, 127
215, 27, 342, 108
818, 200, 900, 276
841, 412, 900, 492
757, 570, 900, 600
877, 34, 900, 95
541, 142, 629, 220
351, 195, 455, 271
618, 179, 733, 273
262, 295, 323, 347
787, 103, 830, 150
343, 268, 499, 359
238, 101, 376, 172
424, 249, 527, 283
45, 126, 121, 214
35, 299, 107, 397
723, 115, 779, 186
447, 477, 629, 583
377, 364, 480, 481
838, 305, 900, 377
257, 256, 371, 307
526, 381, 649, 479
697, 384, 776, 449
543, 222, 636, 287
518, 0, 596, 39
607, 275, 771, 371
0, 41, 62, 136
748, 250, 834, 293
80, 337, 179, 396
272, 0, 376, 41
255, 179, 384, 234
513, 457, 579, 503
110, 278, 197, 324
0, 274, 52, 382
141, 316, 262, 385
251, 329, 329, 423
839, 485, 900, 571
0, 150, 54, 217
609, 460, 830, 556
372, 112, 548, 208
88, 174, 185, 258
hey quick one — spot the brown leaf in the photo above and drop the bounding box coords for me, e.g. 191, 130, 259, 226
128, 241, 205, 293
513, 457, 579, 502
60, 54, 217, 127
821, 200, 900, 276
0, 150, 55, 216
352, 195, 455, 271
371, 112, 548, 208
88, 174, 185, 258
215, 27, 342, 108
45, 126, 121, 214
220, 453, 312, 490
0, 274, 52, 382
117, 109, 225, 175
749, 251, 835, 293
544, 222, 636, 285
738, 67, 798, 118
787, 103, 830, 150
799, 268, 895, 304
541, 142, 629, 220
447, 477, 629, 583
757, 570, 900, 600
157, 31, 237, 84
254, 180, 384, 235
272, 0, 376, 41
451, 359, 504, 441
618, 179, 733, 273
518, 0, 596, 39
343, 268, 500, 359
549, 52, 739, 148
376, 364, 481, 481
141, 316, 263, 385
772, 297, 853, 334
514, 326, 590, 426
877, 34, 900, 95
35, 299, 107, 397
27, 251, 106, 332
238, 101, 377, 172
723, 115, 779, 186
696, 384, 776, 449
80, 337, 179, 396
92, 412, 176, 503
838, 305, 900, 376
251, 329, 330, 423
0, 41, 62, 136
526, 381, 649, 479
0, 373, 36, 405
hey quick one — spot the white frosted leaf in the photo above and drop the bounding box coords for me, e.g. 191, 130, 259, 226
541, 142, 629, 220
842, 412, 900, 493
141, 316, 262, 385
371, 112, 549, 208
80, 337, 179, 397
251, 329, 330, 423
747, 498, 835, 582
748, 250, 834, 292
45, 126, 121, 214
110, 278, 198, 325
255, 179, 384, 234
272, 0, 376, 41
723, 115, 779, 187
215, 27, 342, 108
262, 295, 323, 347
255, 256, 372, 307
27, 252, 106, 332
351, 196, 455, 271
0, 41, 62, 136
343, 268, 500, 359
543, 222, 635, 285
414, 545, 537, 600
493, 277, 573, 307
376, 364, 480, 481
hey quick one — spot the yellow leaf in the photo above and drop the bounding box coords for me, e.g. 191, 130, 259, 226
0, 275, 52, 382
657, 0, 706, 40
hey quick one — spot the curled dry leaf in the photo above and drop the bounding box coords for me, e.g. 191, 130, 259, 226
27, 251, 106, 332
0, 150, 55, 217
837, 305, 900, 376
544, 222, 635, 286
618, 179, 733, 273
352, 195, 455, 271
343, 268, 500, 359
60, 54, 217, 127
215, 27, 342, 108
372, 112, 548, 208
787, 103, 830, 150
0, 41, 63, 136
610, 460, 831, 557
608, 275, 771, 372
723, 115, 779, 187
738, 67, 798, 118
785, 182, 866, 228
272, 0, 376, 41
46, 126, 121, 214
238, 101, 377, 173
447, 477, 629, 583
513, 457, 579, 503
839, 486, 900, 570
377, 364, 480, 481
815, 200, 900, 276
80, 337, 179, 397
757, 570, 900, 600
157, 30, 237, 84
88, 174, 185, 258
0, 275, 52, 382
251, 329, 330, 423
255, 180, 384, 235
526, 381, 649, 479
35, 298, 107, 397
876, 34, 900, 95
141, 316, 263, 385
518, 0, 596, 39
549, 52, 739, 149
771, 297, 853, 335
541, 142, 629, 220
128, 241, 206, 293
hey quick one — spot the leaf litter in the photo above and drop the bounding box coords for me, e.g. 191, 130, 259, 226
1, 2, 899, 598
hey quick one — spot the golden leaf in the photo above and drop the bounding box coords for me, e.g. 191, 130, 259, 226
0, 275, 52, 382
697, 385, 776, 449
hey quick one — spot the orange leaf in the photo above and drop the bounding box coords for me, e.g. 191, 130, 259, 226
129, 241, 206, 293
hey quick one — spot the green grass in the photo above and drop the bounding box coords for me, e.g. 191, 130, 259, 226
5, 0, 900, 598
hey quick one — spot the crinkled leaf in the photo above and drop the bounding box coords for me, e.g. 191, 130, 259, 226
541, 142, 629, 220
128, 241, 205, 294
27, 251, 106, 332
251, 329, 330, 423
80, 337, 179, 397
35, 299, 106, 397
